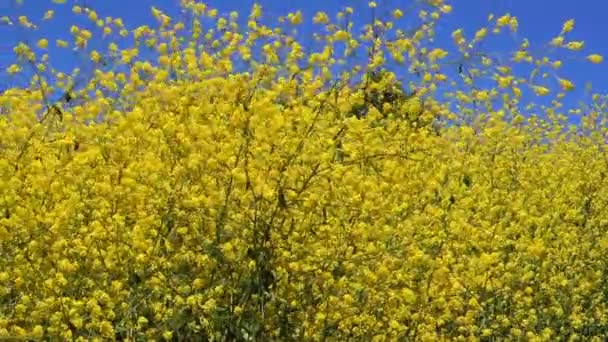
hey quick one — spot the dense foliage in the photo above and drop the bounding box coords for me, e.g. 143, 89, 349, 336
2, 0, 608, 340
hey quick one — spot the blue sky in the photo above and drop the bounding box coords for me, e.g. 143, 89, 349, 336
1, 0, 607, 111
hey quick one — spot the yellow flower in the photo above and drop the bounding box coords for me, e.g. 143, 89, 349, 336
496, 14, 511, 27
435, 73, 447, 82
251, 3, 262, 19
18, 15, 32, 28
497, 76, 512, 88
552, 60, 562, 69
474, 28, 488, 41
55, 39, 68, 48
532, 85, 550, 96
98, 320, 114, 337
512, 86, 522, 98
562, 19, 575, 33
32, 325, 44, 337
90, 50, 102, 63
402, 288, 417, 304
393, 9, 404, 19
288, 11, 303, 25
313, 11, 329, 24
475, 90, 489, 101
43, 10, 54, 20
429, 48, 448, 61
558, 78, 574, 91
334, 30, 349, 41
566, 41, 584, 51
162, 331, 173, 340
368, 1, 377, 8
137, 316, 148, 327
80, 29, 92, 40
587, 54, 603, 64
509, 17, 518, 32
36, 39, 49, 49
70, 316, 84, 329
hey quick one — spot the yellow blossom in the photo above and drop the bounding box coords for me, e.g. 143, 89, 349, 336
566, 41, 584, 51
532, 85, 550, 96
36, 39, 49, 49
562, 19, 575, 33
288, 11, 303, 25
43, 10, 54, 20
558, 78, 574, 91
496, 14, 511, 27
55, 39, 68, 48
313, 11, 329, 24
587, 54, 603, 64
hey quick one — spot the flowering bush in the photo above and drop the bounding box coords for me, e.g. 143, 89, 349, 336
1, 0, 608, 340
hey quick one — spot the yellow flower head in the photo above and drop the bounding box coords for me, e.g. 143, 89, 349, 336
587, 54, 603, 64
18, 15, 33, 28
474, 28, 488, 41
558, 78, 574, 91
251, 3, 262, 19
313, 11, 329, 24
509, 17, 518, 32
566, 41, 584, 51
562, 19, 575, 33
288, 11, 303, 25
532, 85, 550, 96
56, 39, 69, 48
36, 38, 49, 49
334, 30, 349, 41
496, 14, 511, 27
43, 10, 54, 20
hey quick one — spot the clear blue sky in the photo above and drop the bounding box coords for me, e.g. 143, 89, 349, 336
1, 0, 607, 110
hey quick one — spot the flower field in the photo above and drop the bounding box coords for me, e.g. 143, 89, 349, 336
1, 0, 608, 340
